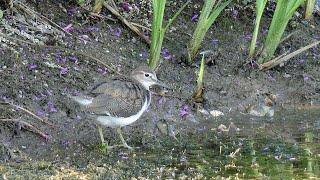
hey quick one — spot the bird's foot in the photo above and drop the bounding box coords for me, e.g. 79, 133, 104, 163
98, 142, 113, 153
122, 143, 134, 150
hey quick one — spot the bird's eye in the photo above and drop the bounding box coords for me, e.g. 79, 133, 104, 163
144, 73, 150, 77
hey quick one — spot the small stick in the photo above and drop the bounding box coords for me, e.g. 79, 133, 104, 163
1, 101, 55, 127
103, 1, 151, 45
279, 30, 300, 44
261, 40, 320, 70
0, 118, 49, 140
89, 12, 117, 21
131, 22, 152, 31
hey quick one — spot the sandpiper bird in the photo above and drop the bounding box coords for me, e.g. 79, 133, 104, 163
70, 65, 167, 150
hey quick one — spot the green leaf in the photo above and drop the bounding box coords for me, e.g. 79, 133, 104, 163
0, 9, 3, 19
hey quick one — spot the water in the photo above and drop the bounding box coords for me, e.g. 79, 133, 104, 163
134, 108, 320, 178
1, 108, 319, 179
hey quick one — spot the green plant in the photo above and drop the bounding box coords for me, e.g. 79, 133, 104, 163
93, 0, 104, 13
249, 0, 267, 57
77, 0, 86, 6
258, 0, 305, 63
148, 0, 189, 70
305, 0, 316, 19
0, 9, 3, 20
192, 52, 206, 103
187, 0, 231, 62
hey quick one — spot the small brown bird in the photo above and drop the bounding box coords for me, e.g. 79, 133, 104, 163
70, 65, 167, 151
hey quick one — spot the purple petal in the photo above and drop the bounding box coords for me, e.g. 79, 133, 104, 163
36, 108, 46, 117
121, 2, 132, 11
179, 104, 190, 118
47, 102, 58, 113
190, 13, 199, 22
114, 28, 122, 37
28, 64, 37, 70
68, 55, 78, 63
303, 73, 310, 81
232, 9, 239, 18
97, 67, 108, 75
59, 67, 68, 75
211, 38, 219, 46
63, 24, 73, 33
161, 48, 172, 60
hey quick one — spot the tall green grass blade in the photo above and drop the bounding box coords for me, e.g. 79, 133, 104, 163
164, 1, 190, 31
197, 53, 206, 88
249, 0, 267, 57
187, 0, 231, 62
206, 0, 231, 32
93, 0, 104, 13
305, 0, 316, 19
149, 1, 189, 69
259, 0, 305, 63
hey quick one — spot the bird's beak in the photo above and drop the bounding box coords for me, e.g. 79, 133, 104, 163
155, 79, 171, 89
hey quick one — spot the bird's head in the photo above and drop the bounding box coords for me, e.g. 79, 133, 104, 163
131, 65, 168, 90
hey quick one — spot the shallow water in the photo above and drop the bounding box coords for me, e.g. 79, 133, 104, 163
132, 108, 320, 178
1, 108, 320, 179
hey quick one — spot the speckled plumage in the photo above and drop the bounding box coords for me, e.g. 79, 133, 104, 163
85, 76, 150, 118
70, 65, 166, 150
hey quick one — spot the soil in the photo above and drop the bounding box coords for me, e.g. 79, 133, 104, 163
0, 0, 319, 178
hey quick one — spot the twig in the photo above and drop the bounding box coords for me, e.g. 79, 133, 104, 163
0, 118, 49, 140
103, 1, 151, 45
131, 22, 152, 31
261, 40, 320, 70
89, 12, 117, 21
279, 30, 300, 44
244, 31, 300, 66
0, 101, 55, 127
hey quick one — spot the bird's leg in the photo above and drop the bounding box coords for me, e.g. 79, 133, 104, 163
116, 128, 133, 150
97, 125, 112, 152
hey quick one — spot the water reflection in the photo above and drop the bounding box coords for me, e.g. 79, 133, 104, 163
140, 108, 320, 178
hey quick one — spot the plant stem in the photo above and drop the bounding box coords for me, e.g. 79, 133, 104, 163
249, 0, 267, 57
259, 0, 304, 63
187, 0, 231, 62
197, 53, 205, 88
305, 0, 315, 19
149, 0, 189, 69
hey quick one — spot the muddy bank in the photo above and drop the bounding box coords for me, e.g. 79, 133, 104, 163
0, 0, 319, 178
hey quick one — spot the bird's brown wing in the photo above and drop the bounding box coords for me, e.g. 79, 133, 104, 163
84, 78, 145, 117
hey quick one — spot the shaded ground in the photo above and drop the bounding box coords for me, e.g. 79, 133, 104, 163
0, 0, 320, 178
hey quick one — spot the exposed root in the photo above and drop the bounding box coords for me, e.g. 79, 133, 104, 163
0, 101, 55, 127
103, 1, 151, 45
260, 40, 320, 70
0, 118, 49, 140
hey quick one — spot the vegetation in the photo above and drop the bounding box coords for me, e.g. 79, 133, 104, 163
256, 0, 305, 63
249, 0, 267, 57
187, 0, 231, 62
148, 0, 189, 70
192, 52, 206, 104
305, 0, 316, 19
93, 0, 105, 13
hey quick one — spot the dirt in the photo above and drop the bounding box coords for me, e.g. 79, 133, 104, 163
0, 0, 319, 178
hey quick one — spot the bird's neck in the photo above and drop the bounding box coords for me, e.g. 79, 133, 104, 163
146, 90, 151, 107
